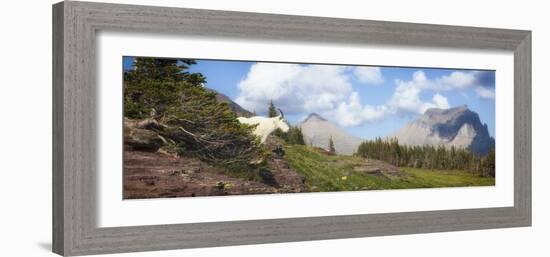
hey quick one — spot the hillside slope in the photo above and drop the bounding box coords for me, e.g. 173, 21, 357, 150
284, 145, 494, 192
298, 113, 362, 155
206, 88, 252, 117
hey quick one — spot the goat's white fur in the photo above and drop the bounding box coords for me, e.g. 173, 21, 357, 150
237, 115, 290, 143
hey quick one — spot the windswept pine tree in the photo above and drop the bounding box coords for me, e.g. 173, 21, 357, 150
124, 57, 206, 119
124, 57, 260, 168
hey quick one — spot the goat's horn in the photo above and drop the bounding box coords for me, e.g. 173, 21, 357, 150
277, 108, 284, 118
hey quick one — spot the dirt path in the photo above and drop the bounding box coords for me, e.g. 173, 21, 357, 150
123, 135, 309, 199
266, 157, 308, 192
123, 150, 277, 199
263, 136, 308, 193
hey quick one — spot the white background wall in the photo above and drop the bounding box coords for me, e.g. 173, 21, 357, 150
0, 0, 547, 256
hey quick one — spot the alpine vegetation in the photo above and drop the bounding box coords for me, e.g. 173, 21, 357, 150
122, 57, 495, 199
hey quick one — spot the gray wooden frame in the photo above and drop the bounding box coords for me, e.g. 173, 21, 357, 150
52, 1, 531, 256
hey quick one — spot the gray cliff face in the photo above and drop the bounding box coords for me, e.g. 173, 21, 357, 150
298, 113, 362, 155
392, 105, 494, 155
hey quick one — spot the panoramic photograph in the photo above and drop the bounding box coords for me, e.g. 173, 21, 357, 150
122, 57, 496, 199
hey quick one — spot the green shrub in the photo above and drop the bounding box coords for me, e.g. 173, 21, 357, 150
124, 57, 260, 168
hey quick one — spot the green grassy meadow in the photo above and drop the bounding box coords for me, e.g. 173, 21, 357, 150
284, 145, 495, 192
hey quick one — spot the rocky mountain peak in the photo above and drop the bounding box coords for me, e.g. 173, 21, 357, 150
425, 104, 468, 115
392, 106, 494, 154
298, 113, 362, 155
304, 113, 327, 122
422, 105, 475, 124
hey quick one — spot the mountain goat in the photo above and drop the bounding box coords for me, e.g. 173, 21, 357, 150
237, 109, 290, 143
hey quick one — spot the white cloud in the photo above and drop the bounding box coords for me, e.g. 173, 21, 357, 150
329, 92, 389, 126
475, 86, 495, 99
235, 64, 492, 128
436, 71, 476, 90
353, 67, 384, 85
236, 63, 390, 126
388, 71, 450, 114
432, 93, 450, 108
235, 63, 352, 115
429, 71, 495, 98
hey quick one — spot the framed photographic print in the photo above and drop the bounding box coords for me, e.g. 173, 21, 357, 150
53, 1, 531, 256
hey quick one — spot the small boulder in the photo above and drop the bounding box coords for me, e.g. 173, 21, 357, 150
124, 123, 163, 152
136, 119, 165, 130
272, 145, 285, 157
258, 168, 278, 187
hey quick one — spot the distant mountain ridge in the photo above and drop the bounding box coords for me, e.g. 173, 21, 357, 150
298, 113, 362, 155
392, 105, 494, 154
205, 88, 494, 156
204, 89, 362, 155
206, 88, 252, 117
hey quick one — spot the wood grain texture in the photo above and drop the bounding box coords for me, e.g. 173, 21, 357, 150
514, 32, 532, 224
52, 1, 532, 256
52, 2, 65, 255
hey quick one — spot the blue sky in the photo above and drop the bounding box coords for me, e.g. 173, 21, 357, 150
124, 57, 495, 139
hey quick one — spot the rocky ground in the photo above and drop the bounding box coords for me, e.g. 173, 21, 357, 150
123, 150, 276, 199
263, 137, 308, 193
123, 118, 404, 199
123, 127, 308, 199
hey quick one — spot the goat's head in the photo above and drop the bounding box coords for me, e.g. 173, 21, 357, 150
275, 108, 290, 132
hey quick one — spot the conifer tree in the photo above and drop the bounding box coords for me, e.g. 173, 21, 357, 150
268, 100, 278, 117
123, 57, 258, 168
329, 136, 336, 154
356, 137, 495, 177
284, 127, 305, 145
